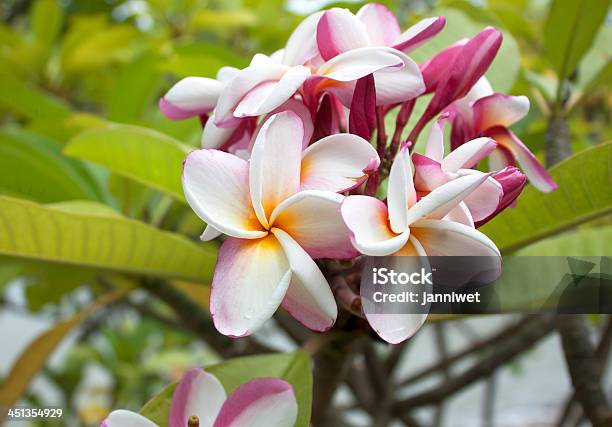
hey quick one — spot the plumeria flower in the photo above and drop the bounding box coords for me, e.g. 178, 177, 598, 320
101, 368, 297, 427
182, 111, 380, 336
447, 77, 557, 192
412, 115, 505, 225
341, 147, 501, 343
474, 166, 526, 227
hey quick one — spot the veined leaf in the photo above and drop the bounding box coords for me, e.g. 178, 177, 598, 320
481, 142, 612, 253
65, 124, 190, 201
544, 0, 611, 82
0, 129, 104, 203
516, 226, 612, 256
140, 351, 312, 427
0, 196, 216, 282
0, 289, 130, 411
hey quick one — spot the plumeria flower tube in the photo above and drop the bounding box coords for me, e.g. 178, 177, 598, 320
101, 368, 297, 427
447, 78, 557, 192
341, 147, 501, 343
182, 111, 379, 336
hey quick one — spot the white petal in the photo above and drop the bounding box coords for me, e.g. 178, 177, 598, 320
162, 77, 223, 117
200, 225, 222, 241
317, 47, 403, 82
283, 11, 324, 66
442, 201, 474, 227
300, 133, 380, 192
441, 137, 497, 172
169, 368, 226, 427
210, 236, 291, 337
102, 410, 157, 427
372, 50, 425, 105
411, 219, 501, 257
249, 112, 303, 227
387, 146, 416, 234
458, 171, 503, 222
272, 228, 337, 331
425, 117, 446, 162
182, 150, 266, 239
356, 3, 401, 46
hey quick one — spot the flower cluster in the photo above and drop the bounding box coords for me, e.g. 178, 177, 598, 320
161, 4, 556, 343
102, 368, 297, 427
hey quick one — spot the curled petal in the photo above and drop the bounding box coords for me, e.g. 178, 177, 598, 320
200, 225, 222, 242
457, 170, 503, 222
216, 66, 240, 83
474, 166, 526, 226
372, 49, 425, 105
441, 137, 497, 172
101, 410, 157, 427
201, 112, 254, 151
284, 11, 324, 66
486, 127, 557, 192
270, 98, 314, 148
420, 40, 466, 93
160, 77, 223, 120
270, 190, 357, 259
424, 116, 447, 162
317, 47, 404, 82
170, 368, 226, 427
412, 154, 450, 192
272, 228, 338, 331
411, 219, 501, 257
212, 378, 297, 427
300, 133, 380, 192
356, 3, 401, 46
317, 8, 370, 61
210, 236, 291, 337
341, 196, 409, 256
473, 94, 530, 133
182, 150, 266, 239
249, 112, 303, 227
349, 74, 376, 140
392, 16, 446, 53
387, 146, 417, 233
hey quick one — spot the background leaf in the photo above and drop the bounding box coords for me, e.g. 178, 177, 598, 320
516, 226, 612, 256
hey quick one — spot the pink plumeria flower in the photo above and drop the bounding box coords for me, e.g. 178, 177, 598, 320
412, 116, 504, 225
341, 147, 501, 343
101, 368, 297, 427
474, 166, 526, 227
182, 111, 380, 336
448, 77, 557, 192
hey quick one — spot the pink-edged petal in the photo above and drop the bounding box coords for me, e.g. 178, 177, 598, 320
349, 74, 376, 141
216, 66, 240, 84
270, 190, 358, 260
316, 8, 370, 61
372, 49, 425, 105
392, 16, 446, 53
457, 171, 503, 222
233, 66, 310, 118
210, 235, 291, 337
442, 137, 497, 172
317, 46, 404, 82
170, 368, 226, 427
201, 112, 255, 151
300, 133, 380, 193
214, 64, 289, 127
387, 146, 416, 233
272, 228, 337, 332
283, 11, 324, 66
475, 166, 526, 226
485, 127, 557, 192
101, 410, 157, 427
269, 98, 314, 149
356, 3, 401, 46
443, 201, 474, 227
200, 225, 222, 242
412, 153, 450, 192
159, 77, 223, 120
341, 195, 409, 256
405, 172, 490, 224
424, 116, 446, 162
488, 145, 515, 171
249, 112, 303, 227
363, 237, 429, 344
411, 219, 501, 257
473, 94, 529, 132
212, 378, 297, 427
420, 40, 466, 94
182, 150, 266, 239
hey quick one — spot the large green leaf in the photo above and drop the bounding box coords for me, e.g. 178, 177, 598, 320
0, 73, 71, 120
0, 129, 104, 203
409, 8, 521, 93
0, 197, 216, 282
543, 0, 611, 82
140, 352, 312, 427
64, 124, 190, 201
0, 289, 130, 412
30, 0, 64, 49
517, 226, 612, 256
480, 142, 612, 253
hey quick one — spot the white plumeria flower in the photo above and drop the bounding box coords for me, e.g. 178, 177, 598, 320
182, 111, 380, 336
102, 368, 297, 427
341, 146, 501, 343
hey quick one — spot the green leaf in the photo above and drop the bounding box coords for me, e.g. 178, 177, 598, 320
543, 0, 611, 82
480, 142, 612, 253
517, 226, 612, 256
30, 0, 64, 48
0, 289, 130, 411
161, 41, 248, 79
64, 124, 190, 201
0, 73, 71, 120
0, 129, 104, 203
0, 196, 216, 282
140, 351, 312, 427
409, 8, 521, 93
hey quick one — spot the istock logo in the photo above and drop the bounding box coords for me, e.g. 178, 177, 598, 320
372, 267, 433, 286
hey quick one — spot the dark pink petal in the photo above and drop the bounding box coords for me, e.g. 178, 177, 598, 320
472, 93, 530, 133
212, 378, 297, 427
349, 74, 376, 140
412, 153, 450, 192
485, 126, 557, 192
392, 16, 446, 53
474, 166, 526, 227
420, 40, 466, 94
316, 8, 370, 61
